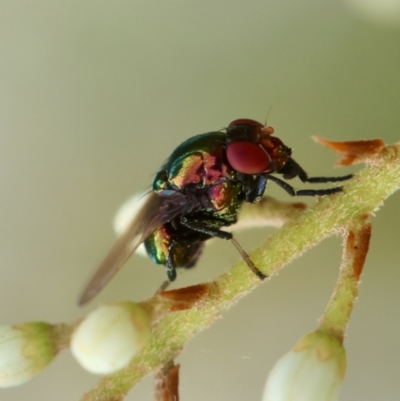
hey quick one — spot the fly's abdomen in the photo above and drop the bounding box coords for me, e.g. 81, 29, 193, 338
144, 225, 170, 266
144, 223, 205, 269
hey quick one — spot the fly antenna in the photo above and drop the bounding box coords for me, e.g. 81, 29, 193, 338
264, 104, 273, 127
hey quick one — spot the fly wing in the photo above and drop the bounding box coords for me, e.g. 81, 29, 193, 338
78, 191, 188, 305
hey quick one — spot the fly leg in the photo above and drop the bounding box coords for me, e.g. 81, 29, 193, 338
242, 175, 268, 203
166, 248, 178, 281
266, 174, 345, 196
166, 235, 206, 281
180, 216, 267, 280
156, 280, 171, 294
155, 238, 199, 291
230, 237, 267, 280
279, 158, 353, 183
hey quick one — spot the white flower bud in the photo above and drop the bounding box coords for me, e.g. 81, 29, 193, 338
71, 302, 151, 375
262, 331, 346, 401
0, 322, 56, 387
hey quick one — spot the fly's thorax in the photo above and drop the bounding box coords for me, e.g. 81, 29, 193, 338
166, 150, 231, 190
155, 132, 231, 192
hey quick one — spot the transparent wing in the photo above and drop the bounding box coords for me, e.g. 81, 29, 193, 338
78, 191, 187, 305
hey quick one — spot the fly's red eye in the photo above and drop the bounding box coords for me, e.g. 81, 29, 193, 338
226, 141, 270, 174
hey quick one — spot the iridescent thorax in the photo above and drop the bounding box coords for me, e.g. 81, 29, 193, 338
154, 132, 231, 192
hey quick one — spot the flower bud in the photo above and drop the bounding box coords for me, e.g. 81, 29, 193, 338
0, 322, 56, 387
71, 302, 151, 375
262, 331, 346, 401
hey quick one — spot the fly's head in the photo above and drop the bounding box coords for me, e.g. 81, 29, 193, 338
226, 119, 291, 175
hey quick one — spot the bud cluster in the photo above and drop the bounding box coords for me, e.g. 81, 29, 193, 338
0, 301, 152, 387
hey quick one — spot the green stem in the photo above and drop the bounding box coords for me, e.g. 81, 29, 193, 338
318, 218, 372, 339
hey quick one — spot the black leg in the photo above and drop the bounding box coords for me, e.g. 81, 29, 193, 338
302, 174, 353, 184
166, 235, 206, 280
244, 175, 268, 203
279, 158, 353, 183
180, 216, 265, 281
295, 187, 343, 196
267, 174, 344, 197
166, 252, 178, 281
180, 216, 233, 240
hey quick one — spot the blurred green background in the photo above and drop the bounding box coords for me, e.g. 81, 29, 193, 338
1, 1, 399, 400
